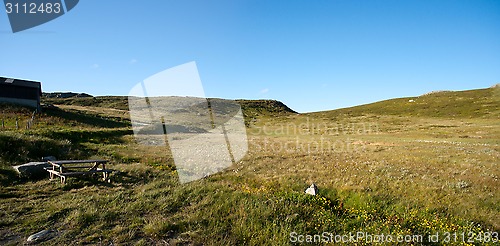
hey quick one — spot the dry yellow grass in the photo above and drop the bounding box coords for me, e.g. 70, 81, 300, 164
0, 89, 498, 244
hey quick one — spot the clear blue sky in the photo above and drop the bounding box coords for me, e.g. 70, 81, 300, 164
1, 0, 499, 113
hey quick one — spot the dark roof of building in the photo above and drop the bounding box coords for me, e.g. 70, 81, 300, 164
0, 76, 41, 89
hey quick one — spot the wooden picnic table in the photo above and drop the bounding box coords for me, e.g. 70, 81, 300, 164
46, 160, 112, 184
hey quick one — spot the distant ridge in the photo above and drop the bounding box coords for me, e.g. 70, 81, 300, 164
420, 90, 452, 96
42, 92, 93, 99
237, 99, 297, 114
41, 95, 297, 121
40, 84, 497, 121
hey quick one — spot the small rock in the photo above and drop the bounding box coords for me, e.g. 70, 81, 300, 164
305, 183, 318, 196
27, 229, 56, 243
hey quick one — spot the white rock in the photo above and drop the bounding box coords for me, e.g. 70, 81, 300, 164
27, 229, 55, 242
305, 183, 318, 196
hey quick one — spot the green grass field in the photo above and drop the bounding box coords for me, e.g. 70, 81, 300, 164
0, 87, 498, 245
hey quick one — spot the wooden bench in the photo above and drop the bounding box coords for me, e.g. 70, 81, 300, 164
46, 160, 112, 184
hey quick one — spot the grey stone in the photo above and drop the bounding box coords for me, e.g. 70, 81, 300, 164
27, 229, 56, 243
12, 162, 51, 179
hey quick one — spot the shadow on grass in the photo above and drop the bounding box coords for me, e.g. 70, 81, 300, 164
107, 168, 169, 188
44, 107, 130, 128
0, 167, 19, 187
43, 129, 133, 145
60, 175, 115, 191
0, 134, 73, 165
58, 168, 160, 190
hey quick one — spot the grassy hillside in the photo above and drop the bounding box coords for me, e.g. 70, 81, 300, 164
0, 88, 498, 245
43, 96, 130, 111
310, 87, 499, 119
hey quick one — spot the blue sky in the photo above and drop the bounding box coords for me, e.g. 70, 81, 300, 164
1, 0, 499, 113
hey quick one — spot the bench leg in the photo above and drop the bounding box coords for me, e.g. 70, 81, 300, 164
60, 176, 66, 184
49, 166, 56, 180
103, 172, 110, 182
